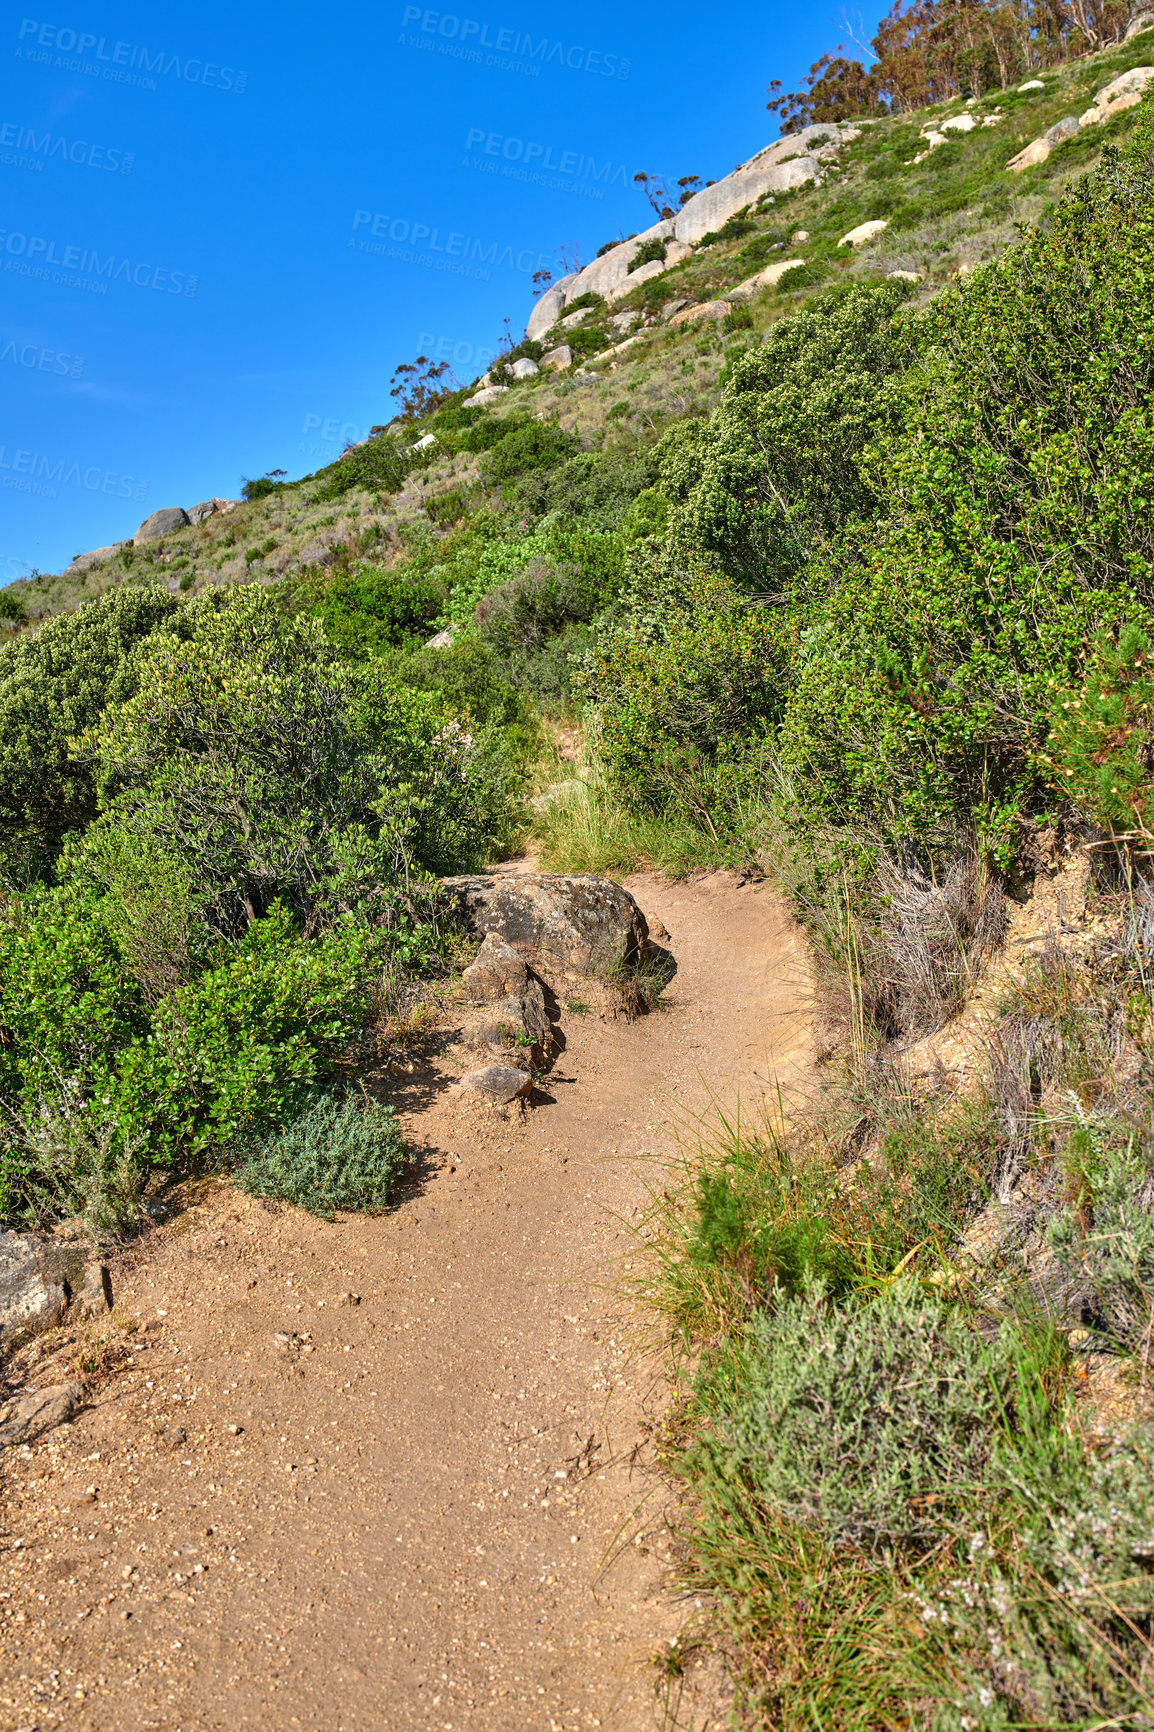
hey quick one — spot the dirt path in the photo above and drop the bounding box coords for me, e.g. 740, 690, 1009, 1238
0, 872, 810, 1732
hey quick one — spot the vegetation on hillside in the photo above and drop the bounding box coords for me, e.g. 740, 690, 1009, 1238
5, 41, 1154, 1723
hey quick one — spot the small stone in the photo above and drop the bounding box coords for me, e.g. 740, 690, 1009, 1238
338, 1292, 361, 1307
455, 1065, 534, 1105
0, 1382, 82, 1449
227, 1423, 242, 1435
162, 1424, 186, 1450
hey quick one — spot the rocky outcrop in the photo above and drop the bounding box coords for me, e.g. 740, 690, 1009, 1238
556, 221, 674, 308
540, 344, 572, 371
463, 384, 509, 407
1083, 64, 1154, 123
134, 506, 190, 543
441, 872, 649, 991
669, 300, 732, 327
61, 541, 130, 579
728, 258, 806, 299
525, 274, 577, 341
0, 1382, 83, 1449
187, 497, 237, 525
670, 122, 862, 246
839, 219, 889, 247
0, 1231, 111, 1346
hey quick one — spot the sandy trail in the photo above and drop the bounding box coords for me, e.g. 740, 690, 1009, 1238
0, 872, 810, 1732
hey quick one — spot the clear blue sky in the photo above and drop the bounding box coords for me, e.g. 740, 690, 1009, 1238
0, 0, 880, 578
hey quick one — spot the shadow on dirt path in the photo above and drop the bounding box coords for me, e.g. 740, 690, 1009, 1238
0, 871, 811, 1732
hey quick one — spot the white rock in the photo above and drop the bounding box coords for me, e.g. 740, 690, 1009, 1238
1096, 65, 1154, 107
940, 113, 976, 132
1018, 78, 1045, 91
728, 258, 806, 299
793, 229, 810, 242
425, 627, 456, 650
669, 300, 732, 327
607, 257, 667, 301
62, 541, 131, 577
1006, 136, 1051, 172
1126, 10, 1154, 36
674, 156, 819, 245
608, 309, 641, 334
540, 344, 572, 371
511, 357, 539, 379
838, 219, 888, 247
464, 385, 510, 406
526, 274, 576, 341
411, 432, 437, 449
887, 269, 922, 282
560, 221, 673, 305
559, 307, 589, 328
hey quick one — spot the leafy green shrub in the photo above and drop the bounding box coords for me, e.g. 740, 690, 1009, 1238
234, 1087, 409, 1217
479, 419, 578, 483
1044, 624, 1154, 857
627, 236, 666, 273
555, 291, 605, 319
658, 281, 912, 587
0, 588, 27, 625
312, 565, 444, 656
312, 433, 408, 501
474, 557, 592, 654
0, 588, 181, 879
722, 304, 754, 334
240, 474, 288, 502
780, 127, 1154, 857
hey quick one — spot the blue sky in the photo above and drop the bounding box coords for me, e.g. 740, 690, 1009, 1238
0, 0, 881, 578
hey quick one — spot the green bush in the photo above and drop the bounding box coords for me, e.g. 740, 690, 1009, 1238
312, 433, 408, 501
627, 236, 666, 273
312, 565, 444, 656
479, 419, 578, 483
234, 1087, 409, 1217
0, 588, 181, 880
658, 281, 912, 588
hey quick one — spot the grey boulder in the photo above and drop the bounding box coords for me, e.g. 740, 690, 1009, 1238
540, 344, 572, 371
0, 1382, 83, 1449
440, 871, 648, 990
511, 356, 540, 379
134, 506, 190, 543
62, 540, 130, 577
455, 1065, 534, 1104
1044, 115, 1081, 144
525, 274, 577, 340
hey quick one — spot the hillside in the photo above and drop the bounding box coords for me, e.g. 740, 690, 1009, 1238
6, 30, 1154, 628
7, 25, 1154, 1732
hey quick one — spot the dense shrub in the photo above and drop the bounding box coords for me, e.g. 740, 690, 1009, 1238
658, 281, 912, 588
312, 565, 444, 656
0, 589, 181, 879
479, 419, 578, 483
312, 432, 408, 501
235, 1088, 409, 1217
780, 133, 1154, 856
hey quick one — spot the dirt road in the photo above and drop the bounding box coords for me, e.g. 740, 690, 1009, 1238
0, 872, 810, 1732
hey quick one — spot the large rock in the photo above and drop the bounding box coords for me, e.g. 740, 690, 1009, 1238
1093, 64, 1154, 114
0, 1231, 111, 1345
463, 385, 509, 407
510, 357, 539, 379
839, 219, 888, 247
187, 497, 236, 525
607, 257, 669, 300
0, 1382, 83, 1449
560, 220, 674, 306
62, 541, 130, 578
669, 300, 732, 327
441, 872, 649, 989
540, 344, 572, 372
1045, 115, 1081, 144
672, 127, 843, 247
1006, 136, 1052, 172
134, 506, 190, 543
525, 274, 576, 340
728, 257, 806, 299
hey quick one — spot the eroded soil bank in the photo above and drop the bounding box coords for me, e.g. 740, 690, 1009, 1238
0, 872, 810, 1732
